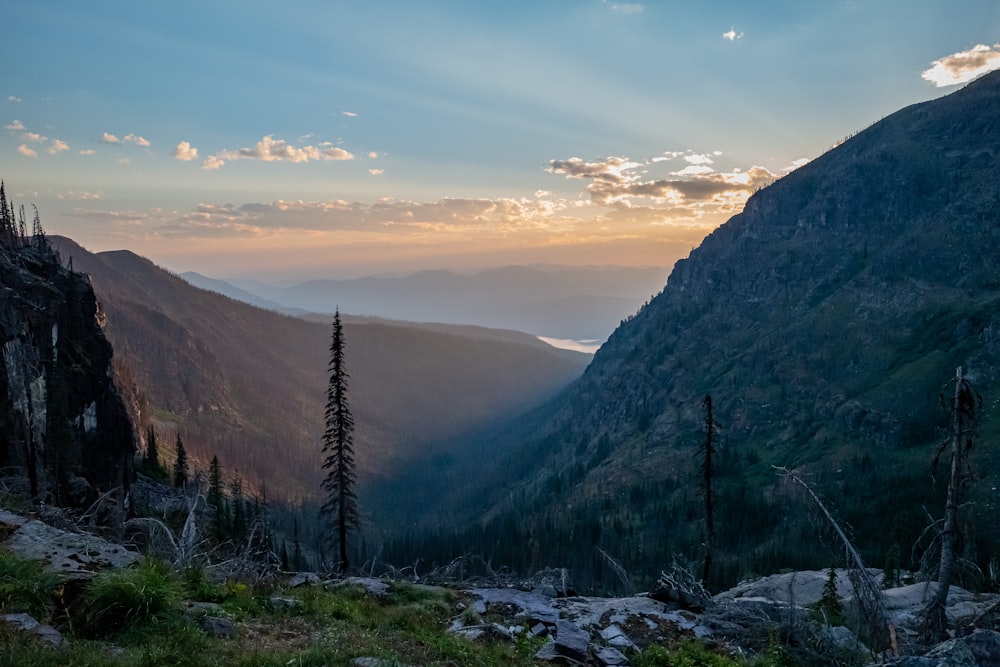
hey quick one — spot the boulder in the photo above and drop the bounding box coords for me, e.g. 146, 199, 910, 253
0, 612, 65, 648
201, 616, 235, 638
554, 619, 591, 663
287, 571, 320, 587
0, 508, 140, 578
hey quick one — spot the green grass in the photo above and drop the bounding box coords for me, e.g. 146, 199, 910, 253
0, 549, 62, 619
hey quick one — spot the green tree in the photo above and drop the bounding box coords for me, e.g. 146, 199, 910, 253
321, 309, 359, 573
700, 394, 717, 589
817, 566, 844, 626
144, 426, 160, 470
173, 433, 188, 488
208, 455, 226, 541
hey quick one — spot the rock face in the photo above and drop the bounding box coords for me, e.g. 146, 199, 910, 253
0, 233, 134, 505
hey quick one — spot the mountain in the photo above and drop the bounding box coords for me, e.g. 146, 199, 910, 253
0, 232, 133, 505
205, 265, 669, 342
48, 236, 591, 502
179, 271, 309, 316
390, 72, 1000, 592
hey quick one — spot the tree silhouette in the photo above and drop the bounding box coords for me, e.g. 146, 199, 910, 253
320, 308, 359, 573
700, 394, 717, 588
144, 426, 160, 470
173, 433, 189, 488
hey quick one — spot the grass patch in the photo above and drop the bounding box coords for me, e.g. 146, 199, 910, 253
0, 549, 62, 619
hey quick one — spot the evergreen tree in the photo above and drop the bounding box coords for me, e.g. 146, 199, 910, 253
208, 455, 226, 541
320, 309, 359, 573
700, 394, 718, 589
817, 566, 844, 626
173, 433, 189, 488
231, 471, 246, 541
144, 425, 160, 470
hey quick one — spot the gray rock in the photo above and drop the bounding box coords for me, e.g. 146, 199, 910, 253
287, 571, 320, 587
1, 612, 65, 648
537, 584, 559, 598
964, 629, 1000, 665
268, 596, 302, 610
0, 508, 140, 577
594, 645, 629, 666
600, 624, 638, 651
535, 640, 574, 663
336, 576, 390, 598
531, 622, 550, 637
555, 619, 591, 663
201, 616, 235, 638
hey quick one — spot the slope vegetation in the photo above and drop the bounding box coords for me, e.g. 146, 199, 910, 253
50, 237, 590, 501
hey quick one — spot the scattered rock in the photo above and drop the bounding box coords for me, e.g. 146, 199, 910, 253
201, 616, 235, 638
268, 596, 302, 611
593, 645, 629, 666
554, 619, 591, 663
964, 629, 1000, 665
537, 584, 558, 598
600, 624, 638, 651
535, 640, 577, 664
287, 571, 320, 588
1, 612, 65, 648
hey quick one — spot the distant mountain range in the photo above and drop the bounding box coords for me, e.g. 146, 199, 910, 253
384, 71, 1000, 592
49, 236, 591, 501
180, 265, 670, 343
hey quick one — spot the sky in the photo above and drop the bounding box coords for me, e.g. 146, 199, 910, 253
2, 1, 999, 280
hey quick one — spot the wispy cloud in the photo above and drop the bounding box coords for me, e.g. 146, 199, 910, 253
124, 133, 150, 147
79, 149, 96, 156
48, 139, 69, 154
102, 132, 119, 143
7, 96, 21, 103
922, 44, 1000, 87
723, 26, 744, 41
368, 151, 379, 159
17, 144, 37, 158
57, 190, 102, 200
342, 111, 358, 117
206, 135, 355, 168
369, 168, 384, 176
4, 119, 26, 131
606, 2, 644, 14
172, 140, 199, 161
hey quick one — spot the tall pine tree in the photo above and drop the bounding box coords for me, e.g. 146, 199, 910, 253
320, 309, 359, 573
173, 433, 189, 488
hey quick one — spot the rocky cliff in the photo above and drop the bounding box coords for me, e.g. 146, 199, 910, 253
0, 230, 134, 506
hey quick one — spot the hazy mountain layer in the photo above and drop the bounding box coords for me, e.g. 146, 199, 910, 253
50, 236, 590, 502
186, 265, 669, 341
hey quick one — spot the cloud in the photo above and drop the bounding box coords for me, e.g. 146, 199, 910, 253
48, 139, 69, 154
8, 96, 21, 103
368, 151, 379, 159
79, 149, 96, 156
4, 119, 25, 131
547, 156, 642, 184
212, 135, 356, 167
102, 132, 120, 143
17, 144, 37, 158
22, 132, 46, 143
684, 153, 715, 165
56, 191, 102, 201
124, 133, 150, 147
172, 140, 199, 161
922, 44, 1000, 87
723, 26, 744, 41
606, 2, 644, 14
202, 155, 225, 170
342, 111, 358, 117
369, 168, 384, 175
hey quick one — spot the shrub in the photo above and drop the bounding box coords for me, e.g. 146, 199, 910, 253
81, 558, 183, 635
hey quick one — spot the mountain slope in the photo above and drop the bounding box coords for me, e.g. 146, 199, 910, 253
397, 71, 1000, 592
50, 236, 590, 501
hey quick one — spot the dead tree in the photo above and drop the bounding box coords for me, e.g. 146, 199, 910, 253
775, 467, 897, 656
921, 366, 982, 643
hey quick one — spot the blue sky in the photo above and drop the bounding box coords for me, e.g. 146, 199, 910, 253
2, 1, 999, 278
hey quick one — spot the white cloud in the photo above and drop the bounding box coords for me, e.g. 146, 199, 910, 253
922, 44, 1000, 87
342, 111, 358, 117
124, 133, 150, 147
368, 151, 379, 159
673, 165, 715, 176
213, 135, 356, 167
172, 140, 199, 161
79, 149, 96, 156
202, 155, 225, 170
22, 132, 46, 143
8, 96, 21, 103
48, 139, 69, 154
607, 2, 643, 14
102, 132, 120, 143
57, 191, 102, 201
4, 119, 25, 131
17, 144, 37, 158
118, 158, 131, 164
723, 26, 744, 41
369, 168, 384, 175
684, 153, 715, 165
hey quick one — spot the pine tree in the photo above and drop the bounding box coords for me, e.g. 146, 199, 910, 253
208, 455, 226, 541
173, 433, 189, 488
321, 309, 359, 573
231, 471, 246, 541
700, 394, 718, 589
144, 426, 160, 470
